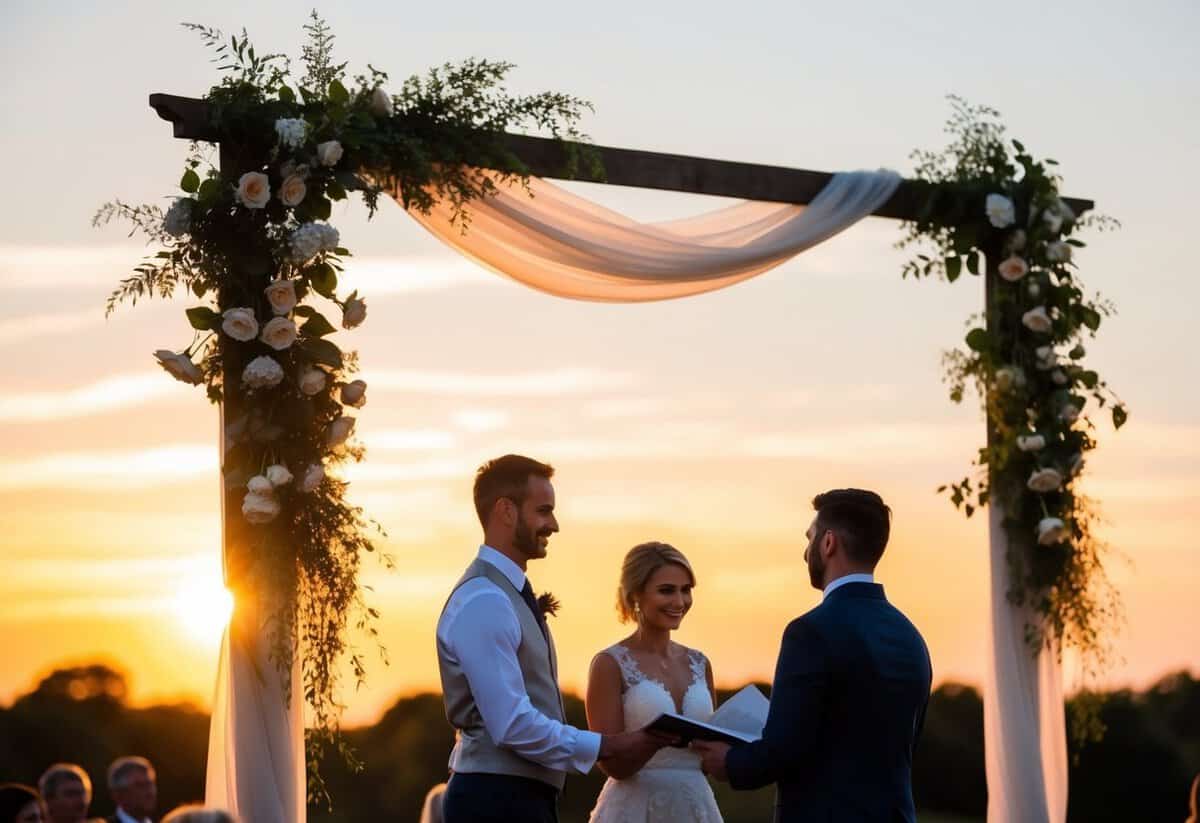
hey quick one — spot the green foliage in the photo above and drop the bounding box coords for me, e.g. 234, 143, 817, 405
93, 13, 594, 800
900, 97, 1127, 678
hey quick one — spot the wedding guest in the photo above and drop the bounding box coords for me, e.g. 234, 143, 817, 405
103, 758, 156, 823
159, 807, 235, 823
0, 784, 45, 823
37, 765, 92, 823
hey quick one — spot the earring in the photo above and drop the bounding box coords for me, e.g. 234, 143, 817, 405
633, 601, 642, 621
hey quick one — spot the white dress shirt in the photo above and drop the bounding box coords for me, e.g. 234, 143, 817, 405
437, 545, 602, 774
115, 809, 150, 823
822, 572, 876, 600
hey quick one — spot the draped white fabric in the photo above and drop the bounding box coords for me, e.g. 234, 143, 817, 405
401, 170, 902, 301
985, 500, 1068, 823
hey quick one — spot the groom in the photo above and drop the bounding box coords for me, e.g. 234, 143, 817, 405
437, 454, 666, 823
694, 488, 933, 822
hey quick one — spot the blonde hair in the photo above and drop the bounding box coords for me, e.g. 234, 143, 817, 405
616, 541, 695, 623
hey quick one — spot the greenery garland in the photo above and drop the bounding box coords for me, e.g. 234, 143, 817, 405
95, 14, 593, 800
899, 98, 1126, 680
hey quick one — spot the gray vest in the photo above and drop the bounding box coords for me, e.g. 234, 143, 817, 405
438, 558, 568, 789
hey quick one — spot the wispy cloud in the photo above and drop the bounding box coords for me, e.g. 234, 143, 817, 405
367, 367, 637, 396
0, 307, 107, 346
0, 443, 215, 491
0, 372, 180, 423
367, 428, 458, 451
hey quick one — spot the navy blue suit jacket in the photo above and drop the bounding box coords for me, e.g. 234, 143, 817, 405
725, 581, 932, 823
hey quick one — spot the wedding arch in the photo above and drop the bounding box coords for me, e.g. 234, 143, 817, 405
99, 18, 1124, 823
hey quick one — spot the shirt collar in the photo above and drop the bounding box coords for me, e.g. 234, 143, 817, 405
116, 809, 148, 823
478, 545, 527, 590
822, 572, 875, 600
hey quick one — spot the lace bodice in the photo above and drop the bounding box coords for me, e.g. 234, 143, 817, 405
604, 644, 712, 771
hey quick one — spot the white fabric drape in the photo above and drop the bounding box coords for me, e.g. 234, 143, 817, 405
985, 499, 1068, 823
206, 410, 306, 823
401, 170, 901, 301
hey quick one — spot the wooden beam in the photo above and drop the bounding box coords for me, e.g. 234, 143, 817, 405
149, 92, 1095, 218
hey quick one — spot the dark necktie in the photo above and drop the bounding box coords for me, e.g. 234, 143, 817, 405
520, 579, 550, 642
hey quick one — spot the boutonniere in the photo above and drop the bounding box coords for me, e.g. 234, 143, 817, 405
536, 591, 561, 618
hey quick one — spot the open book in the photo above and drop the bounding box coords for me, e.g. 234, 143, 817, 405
646, 684, 769, 746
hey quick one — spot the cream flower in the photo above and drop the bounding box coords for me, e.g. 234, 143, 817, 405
1022, 306, 1053, 333
242, 355, 284, 389
1017, 434, 1046, 452
370, 87, 391, 116
300, 463, 326, 493
326, 415, 355, 447
342, 296, 367, 329
278, 174, 307, 207
260, 317, 298, 351
274, 117, 308, 149
317, 140, 344, 166
1027, 468, 1064, 493
235, 172, 270, 209
242, 491, 281, 525
221, 307, 259, 341
340, 379, 367, 408
1037, 517, 1068, 546
998, 255, 1029, 282
264, 279, 298, 316
299, 367, 327, 396
1046, 241, 1072, 263
1035, 346, 1057, 370
985, 193, 1015, 228
153, 350, 203, 385
266, 464, 294, 487
247, 475, 274, 495
1060, 404, 1081, 423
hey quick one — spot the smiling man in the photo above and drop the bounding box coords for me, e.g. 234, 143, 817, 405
104, 757, 156, 823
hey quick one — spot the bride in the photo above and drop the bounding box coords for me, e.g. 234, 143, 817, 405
586, 541, 723, 822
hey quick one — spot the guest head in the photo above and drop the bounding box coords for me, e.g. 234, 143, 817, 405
473, 455, 558, 565
617, 541, 696, 631
0, 784, 44, 823
106, 756, 156, 821
805, 489, 892, 590
160, 807, 236, 823
36, 765, 90, 823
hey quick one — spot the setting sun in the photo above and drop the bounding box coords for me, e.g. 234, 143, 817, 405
171, 569, 234, 646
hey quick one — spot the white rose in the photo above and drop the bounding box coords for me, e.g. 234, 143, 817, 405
985, 193, 1015, 228
235, 172, 270, 209
221, 307, 259, 342
274, 117, 308, 149
1036, 517, 1068, 546
260, 316, 298, 351
264, 279, 298, 316
1017, 434, 1046, 452
289, 223, 323, 262
998, 255, 1029, 282
340, 379, 367, 407
342, 296, 367, 329
1042, 208, 1063, 234
326, 415, 356, 447
994, 367, 1016, 392
278, 174, 307, 207
300, 463, 326, 493
1051, 369, 1070, 386
1035, 345, 1056, 369
266, 464, 294, 487
370, 87, 391, 117
1022, 306, 1053, 333
163, 198, 193, 238
1046, 241, 1072, 263
242, 491, 281, 525
242, 355, 285, 389
153, 349, 203, 385
1060, 404, 1081, 423
299, 367, 328, 396
1027, 467, 1064, 493
316, 140, 344, 166
247, 474, 274, 495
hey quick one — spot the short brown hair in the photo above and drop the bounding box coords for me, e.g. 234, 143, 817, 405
616, 541, 695, 622
812, 488, 891, 567
473, 455, 555, 527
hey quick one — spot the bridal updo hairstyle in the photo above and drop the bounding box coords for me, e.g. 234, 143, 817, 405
617, 541, 695, 623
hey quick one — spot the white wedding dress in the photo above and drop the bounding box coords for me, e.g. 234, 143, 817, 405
588, 644, 723, 823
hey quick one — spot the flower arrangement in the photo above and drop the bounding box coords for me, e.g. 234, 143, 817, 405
94, 13, 593, 798
899, 97, 1126, 674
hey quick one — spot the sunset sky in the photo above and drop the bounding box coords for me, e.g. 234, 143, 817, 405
1, 1, 1197, 727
